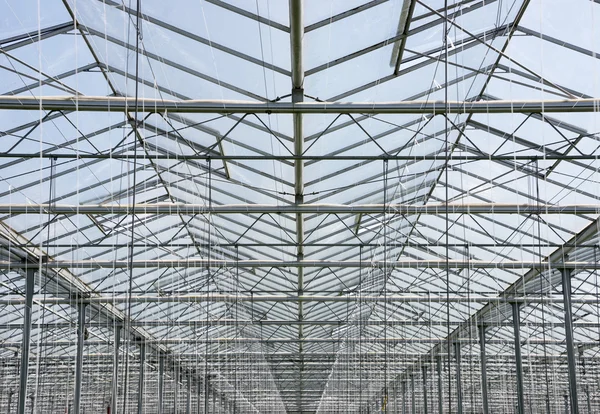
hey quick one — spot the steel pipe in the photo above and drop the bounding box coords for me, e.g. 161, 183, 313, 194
0, 259, 597, 269
1, 294, 599, 305
1, 96, 599, 114
2, 337, 597, 346
2, 202, 600, 215
561, 269, 579, 414
17, 269, 34, 414
512, 303, 525, 414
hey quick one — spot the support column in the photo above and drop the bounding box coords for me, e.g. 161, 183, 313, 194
580, 352, 591, 414
8, 390, 13, 414
289, 0, 305, 408
455, 343, 463, 414
158, 355, 164, 414
17, 269, 35, 414
561, 269, 579, 414
137, 342, 146, 414
74, 302, 86, 414
112, 326, 121, 414
174, 362, 180, 414
479, 325, 489, 414
512, 302, 525, 414
187, 375, 191, 414
410, 374, 415, 414
437, 356, 443, 414
422, 366, 428, 414
196, 379, 201, 414
204, 378, 209, 414
393, 383, 397, 414
402, 381, 406, 414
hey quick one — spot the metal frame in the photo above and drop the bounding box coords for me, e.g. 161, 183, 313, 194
1, 0, 600, 412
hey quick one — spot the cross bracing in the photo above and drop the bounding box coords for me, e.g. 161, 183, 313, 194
1, 0, 600, 413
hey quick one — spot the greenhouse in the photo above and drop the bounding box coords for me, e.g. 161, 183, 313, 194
0, 0, 599, 412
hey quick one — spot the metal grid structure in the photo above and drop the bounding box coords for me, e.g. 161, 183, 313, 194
1, 0, 600, 413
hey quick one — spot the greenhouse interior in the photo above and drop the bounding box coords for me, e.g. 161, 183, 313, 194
1, 0, 600, 413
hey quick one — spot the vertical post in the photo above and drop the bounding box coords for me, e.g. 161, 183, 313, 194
422, 366, 428, 414
455, 343, 463, 414
212, 392, 215, 414
187, 375, 191, 414
8, 390, 14, 414
174, 363, 180, 414
204, 378, 209, 414
158, 355, 164, 414
196, 379, 201, 414
512, 302, 525, 414
137, 342, 146, 414
479, 325, 489, 414
402, 381, 406, 414
410, 374, 415, 414
112, 326, 121, 414
437, 356, 443, 414
17, 269, 35, 414
74, 302, 87, 414
561, 269, 579, 414
581, 352, 591, 414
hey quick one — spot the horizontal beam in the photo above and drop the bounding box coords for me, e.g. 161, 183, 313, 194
2, 153, 600, 161
1, 96, 599, 114
1, 294, 598, 304
0, 259, 597, 269
10, 352, 598, 360
2, 320, 596, 328
2, 338, 598, 346
3, 203, 600, 215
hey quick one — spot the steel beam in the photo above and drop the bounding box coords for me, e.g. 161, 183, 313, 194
17, 269, 34, 414
288, 1, 305, 406
436, 357, 442, 414
4, 202, 600, 215
422, 365, 428, 414
478, 325, 489, 414
410, 375, 415, 414
175, 363, 180, 414
138, 342, 146, 414
2, 294, 599, 305
0, 96, 599, 114
196, 377, 201, 414
402, 381, 406, 414
512, 303, 525, 414
391, 0, 417, 74
561, 269, 579, 414
158, 355, 164, 414
0, 259, 599, 270
187, 376, 191, 414
73, 303, 86, 414
112, 326, 121, 414
455, 343, 463, 414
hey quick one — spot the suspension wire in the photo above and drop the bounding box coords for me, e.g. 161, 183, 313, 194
123, 0, 142, 411
32, 156, 56, 413
234, 244, 239, 414
383, 158, 389, 411
444, 0, 452, 412
359, 245, 363, 412
203, 157, 212, 414
534, 158, 552, 413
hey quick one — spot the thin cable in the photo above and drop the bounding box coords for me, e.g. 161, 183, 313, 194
122, 0, 142, 411
444, 0, 452, 412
